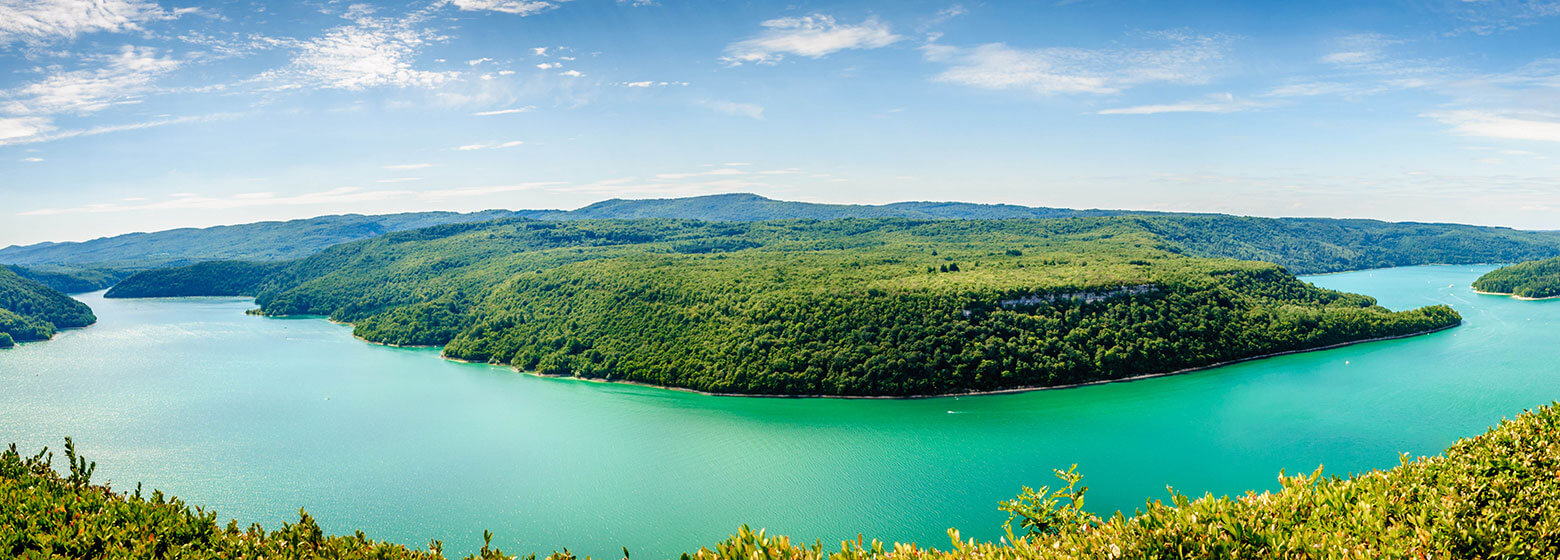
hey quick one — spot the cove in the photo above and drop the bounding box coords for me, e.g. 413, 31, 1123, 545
2, 264, 1556, 558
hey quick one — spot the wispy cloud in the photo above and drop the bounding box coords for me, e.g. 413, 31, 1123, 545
723, 14, 901, 65
263, 7, 453, 90
472, 106, 535, 116
20, 181, 566, 216
654, 168, 746, 180
446, 0, 572, 16
0, 113, 235, 147
701, 100, 764, 119
0, 0, 186, 44
455, 140, 525, 150
385, 163, 433, 170
1, 45, 181, 117
1427, 110, 1560, 142
1099, 93, 1265, 115
923, 30, 1230, 95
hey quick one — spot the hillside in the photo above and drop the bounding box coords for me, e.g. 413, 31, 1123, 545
4, 265, 127, 294
0, 267, 96, 347
561, 193, 1122, 221
0, 209, 532, 280
1473, 257, 1560, 299
107, 218, 1458, 396
11, 195, 1560, 283
7, 402, 1558, 559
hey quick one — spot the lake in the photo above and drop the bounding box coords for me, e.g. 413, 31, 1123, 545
2, 265, 1556, 558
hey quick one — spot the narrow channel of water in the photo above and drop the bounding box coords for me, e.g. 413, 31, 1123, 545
2, 265, 1554, 558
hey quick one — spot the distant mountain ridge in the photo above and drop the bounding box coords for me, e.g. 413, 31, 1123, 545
6, 193, 1560, 292
559, 193, 1130, 221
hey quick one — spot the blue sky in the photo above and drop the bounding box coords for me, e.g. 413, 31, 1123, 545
1, 0, 1558, 245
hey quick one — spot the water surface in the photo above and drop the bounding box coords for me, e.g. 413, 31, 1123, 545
2, 265, 1555, 558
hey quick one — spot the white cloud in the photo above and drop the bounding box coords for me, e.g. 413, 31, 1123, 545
377, 177, 422, 183
0, 0, 177, 44
532, 47, 549, 56
21, 157, 45, 162
19, 181, 569, 216
702, 100, 764, 119
270, 11, 454, 90
616, 80, 688, 87
1427, 110, 1560, 142
536, 62, 559, 69
472, 106, 535, 116
723, 14, 901, 65
1099, 93, 1265, 115
385, 163, 433, 170
0, 113, 232, 147
448, 0, 570, 16
924, 31, 1229, 95
654, 168, 746, 180
0, 117, 55, 141
455, 140, 525, 150
467, 57, 493, 66
559, 69, 583, 77
2, 45, 181, 117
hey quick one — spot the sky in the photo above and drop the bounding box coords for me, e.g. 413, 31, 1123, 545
1, 0, 1558, 246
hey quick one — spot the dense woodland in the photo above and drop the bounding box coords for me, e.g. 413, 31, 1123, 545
0, 267, 96, 347
110, 217, 1459, 395
4, 265, 126, 294
12, 194, 1560, 287
1473, 257, 1560, 299
7, 402, 1559, 558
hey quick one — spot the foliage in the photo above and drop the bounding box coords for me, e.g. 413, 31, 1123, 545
0, 440, 581, 560
1133, 215, 1560, 274
0, 266, 95, 343
0, 210, 531, 271
9, 194, 1560, 277
1473, 256, 1560, 299
9, 403, 1560, 559
3, 265, 125, 294
106, 261, 285, 299
109, 217, 1460, 396
684, 402, 1560, 559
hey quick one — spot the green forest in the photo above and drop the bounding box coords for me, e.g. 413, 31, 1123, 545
0, 267, 96, 347
1473, 257, 1560, 299
12, 195, 1560, 289
109, 217, 1460, 395
7, 401, 1559, 559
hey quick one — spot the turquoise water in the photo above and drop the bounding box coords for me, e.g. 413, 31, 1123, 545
2, 265, 1556, 558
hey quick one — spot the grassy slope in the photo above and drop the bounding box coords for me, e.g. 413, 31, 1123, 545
106, 218, 1458, 396
0, 267, 95, 343
1473, 257, 1560, 299
6, 403, 1558, 559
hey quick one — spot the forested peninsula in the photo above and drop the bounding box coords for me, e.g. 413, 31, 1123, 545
109, 217, 1461, 396
1473, 257, 1560, 300
8, 402, 1560, 558
0, 267, 96, 347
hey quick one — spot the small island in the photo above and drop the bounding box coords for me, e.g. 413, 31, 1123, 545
1473, 257, 1560, 300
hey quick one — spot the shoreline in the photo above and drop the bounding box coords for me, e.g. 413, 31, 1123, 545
475, 323, 1460, 400
1472, 289, 1560, 301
